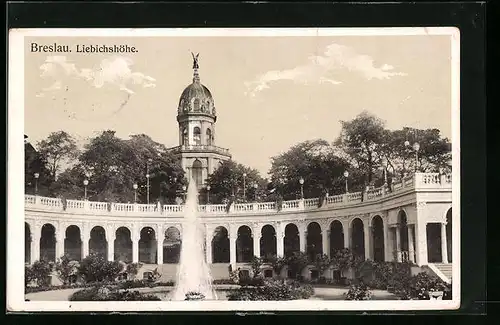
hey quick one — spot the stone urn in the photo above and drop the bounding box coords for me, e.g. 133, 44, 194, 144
429, 291, 444, 300
185, 292, 206, 301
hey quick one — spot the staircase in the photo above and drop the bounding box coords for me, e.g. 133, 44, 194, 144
429, 263, 452, 283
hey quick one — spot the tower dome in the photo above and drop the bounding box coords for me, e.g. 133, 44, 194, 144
177, 53, 216, 117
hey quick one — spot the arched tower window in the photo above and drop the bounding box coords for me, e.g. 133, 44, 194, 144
206, 128, 212, 146
193, 127, 201, 145
192, 160, 203, 187
193, 98, 200, 112
182, 128, 188, 146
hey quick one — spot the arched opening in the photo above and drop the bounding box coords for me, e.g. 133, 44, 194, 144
284, 223, 300, 258
89, 226, 107, 260
64, 225, 82, 261
193, 98, 201, 112
206, 128, 212, 146
398, 211, 410, 262
371, 216, 385, 262
114, 227, 132, 263
212, 226, 230, 263
351, 218, 365, 260
306, 222, 323, 261
236, 225, 253, 263
40, 223, 56, 262
182, 128, 188, 146
193, 127, 201, 145
164, 226, 181, 264
192, 159, 203, 188
446, 208, 452, 263
329, 220, 344, 256
260, 225, 276, 262
25, 223, 31, 264
139, 227, 157, 264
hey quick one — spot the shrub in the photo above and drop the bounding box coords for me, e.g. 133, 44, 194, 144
77, 253, 123, 283
125, 262, 143, 278
212, 279, 235, 285
54, 255, 80, 285
69, 285, 161, 301
27, 260, 53, 287
407, 272, 449, 300
185, 291, 205, 301
313, 253, 331, 279
331, 248, 355, 279
239, 277, 265, 287
268, 254, 287, 278
250, 256, 263, 278
228, 279, 314, 301
286, 252, 309, 280
344, 281, 372, 300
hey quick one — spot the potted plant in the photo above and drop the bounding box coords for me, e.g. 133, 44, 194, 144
185, 291, 205, 301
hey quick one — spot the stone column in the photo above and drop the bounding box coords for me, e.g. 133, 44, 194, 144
276, 225, 285, 258
299, 229, 307, 253
414, 222, 428, 266
107, 232, 115, 262
252, 224, 261, 258
322, 230, 330, 257
383, 220, 391, 262
31, 228, 41, 264
343, 225, 350, 249
205, 228, 213, 264
441, 222, 449, 263
229, 236, 237, 269
157, 229, 164, 265
132, 232, 140, 263
364, 223, 371, 260
408, 225, 416, 263
395, 226, 402, 262
55, 229, 65, 260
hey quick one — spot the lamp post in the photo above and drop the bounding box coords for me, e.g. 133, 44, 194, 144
413, 142, 420, 172
34, 173, 39, 195
146, 158, 152, 204
206, 185, 211, 204
343, 171, 349, 193
182, 185, 187, 202
242, 173, 247, 202
133, 183, 138, 203
299, 177, 304, 199
83, 179, 89, 201
253, 183, 258, 201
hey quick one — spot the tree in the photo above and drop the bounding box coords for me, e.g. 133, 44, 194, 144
77, 253, 123, 283
27, 260, 53, 287
313, 253, 331, 279
37, 131, 79, 182
286, 251, 310, 279
268, 254, 287, 279
331, 248, 355, 279
205, 160, 266, 204
25, 137, 52, 195
334, 111, 386, 185
268, 139, 351, 200
54, 255, 79, 285
250, 256, 263, 278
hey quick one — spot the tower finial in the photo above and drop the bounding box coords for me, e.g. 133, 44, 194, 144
191, 52, 200, 83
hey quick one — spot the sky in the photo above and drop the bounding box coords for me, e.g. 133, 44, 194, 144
24, 34, 452, 176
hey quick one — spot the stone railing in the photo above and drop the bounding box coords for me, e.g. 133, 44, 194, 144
167, 144, 231, 156
24, 172, 451, 216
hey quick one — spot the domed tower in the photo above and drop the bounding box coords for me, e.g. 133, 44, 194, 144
168, 53, 231, 189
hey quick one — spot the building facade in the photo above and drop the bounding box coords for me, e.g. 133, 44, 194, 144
167, 54, 231, 189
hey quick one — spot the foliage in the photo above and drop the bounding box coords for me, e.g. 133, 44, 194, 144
69, 285, 161, 301
249, 256, 263, 278
205, 160, 267, 204
77, 253, 123, 283
331, 248, 355, 278
212, 279, 235, 285
404, 272, 449, 300
26, 260, 53, 287
268, 254, 287, 278
54, 255, 80, 285
25, 138, 52, 195
144, 268, 162, 282
37, 131, 79, 182
268, 139, 351, 200
344, 281, 373, 300
227, 279, 314, 301
185, 291, 206, 300
229, 269, 240, 284
313, 254, 331, 277
239, 277, 265, 287
125, 262, 143, 278
286, 252, 310, 279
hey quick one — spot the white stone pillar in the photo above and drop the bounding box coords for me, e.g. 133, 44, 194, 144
55, 229, 65, 260
31, 228, 41, 264
107, 233, 115, 262
276, 225, 284, 258
414, 222, 428, 266
229, 236, 237, 269
157, 230, 164, 265
343, 223, 350, 249
364, 223, 371, 260
299, 230, 307, 253
441, 222, 449, 263
322, 230, 330, 257
252, 224, 261, 258
383, 219, 391, 262
205, 227, 213, 264
408, 225, 416, 263
395, 226, 402, 262
132, 233, 139, 263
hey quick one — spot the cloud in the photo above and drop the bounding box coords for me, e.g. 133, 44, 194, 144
37, 56, 156, 97
245, 43, 407, 97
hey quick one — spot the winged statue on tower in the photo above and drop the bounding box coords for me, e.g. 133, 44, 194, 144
192, 52, 200, 69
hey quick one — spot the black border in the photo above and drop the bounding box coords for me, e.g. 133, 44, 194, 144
6, 0, 487, 319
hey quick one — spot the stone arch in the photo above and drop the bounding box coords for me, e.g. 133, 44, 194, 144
260, 224, 277, 261
371, 216, 385, 262
329, 220, 344, 256
206, 128, 212, 146
446, 208, 452, 263
306, 222, 322, 261
350, 218, 365, 259
284, 223, 300, 258
89, 226, 107, 260
193, 126, 201, 145
192, 159, 203, 188
236, 225, 253, 263
115, 227, 132, 263
65, 225, 82, 261
25, 222, 31, 264
139, 227, 157, 264
40, 223, 56, 262
164, 226, 181, 264
212, 226, 230, 263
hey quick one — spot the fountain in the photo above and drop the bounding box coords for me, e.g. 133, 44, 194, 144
172, 180, 217, 300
